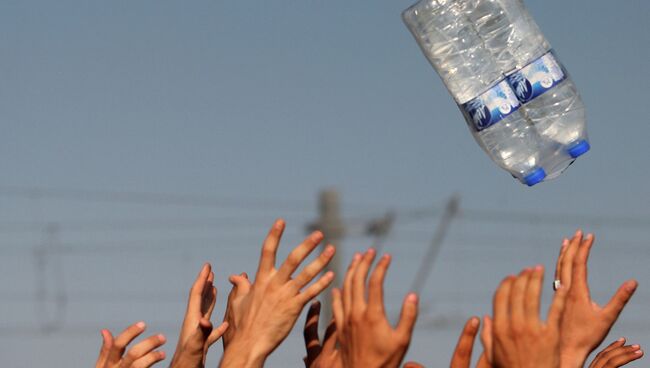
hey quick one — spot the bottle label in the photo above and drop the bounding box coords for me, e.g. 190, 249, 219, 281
461, 80, 522, 131
507, 51, 566, 104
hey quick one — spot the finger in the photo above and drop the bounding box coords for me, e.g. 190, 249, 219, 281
396, 293, 419, 338
297, 271, 335, 305
594, 345, 642, 368
322, 319, 338, 352
548, 276, 568, 327
476, 354, 491, 368
605, 347, 643, 368
343, 253, 362, 317
561, 229, 583, 289
571, 233, 595, 301
450, 317, 480, 368
403, 362, 425, 368
510, 268, 531, 328
603, 279, 638, 323
228, 274, 252, 295
554, 238, 569, 282
256, 219, 285, 277
525, 265, 544, 324
368, 254, 391, 316
303, 301, 322, 354
276, 231, 324, 282
599, 338, 627, 356
352, 248, 377, 313
95, 329, 114, 368
493, 276, 514, 337
108, 321, 147, 364
120, 334, 166, 367
331, 288, 344, 339
201, 270, 216, 318
130, 350, 166, 368
203, 285, 217, 319
480, 315, 493, 364
189, 263, 211, 316
206, 321, 229, 347
293, 245, 336, 289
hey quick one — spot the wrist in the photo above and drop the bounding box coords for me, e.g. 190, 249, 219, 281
220, 337, 267, 368
560, 348, 590, 368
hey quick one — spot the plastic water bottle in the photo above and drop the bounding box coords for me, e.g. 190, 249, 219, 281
402, 0, 548, 186
462, 0, 590, 177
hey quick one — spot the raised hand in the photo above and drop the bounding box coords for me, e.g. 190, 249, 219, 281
331, 249, 419, 368
589, 338, 644, 368
450, 317, 492, 368
170, 263, 228, 368
220, 219, 336, 368
95, 322, 166, 368
303, 301, 342, 368
492, 266, 567, 368
222, 271, 249, 350
555, 231, 638, 368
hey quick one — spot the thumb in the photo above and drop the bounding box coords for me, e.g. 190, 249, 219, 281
206, 321, 229, 348
603, 280, 637, 322
396, 293, 419, 339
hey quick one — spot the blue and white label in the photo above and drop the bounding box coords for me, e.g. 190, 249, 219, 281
461, 80, 521, 131
507, 51, 566, 104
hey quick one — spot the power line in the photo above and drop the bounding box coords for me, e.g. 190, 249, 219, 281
0, 185, 315, 211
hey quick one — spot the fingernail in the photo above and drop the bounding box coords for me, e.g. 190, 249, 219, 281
618, 337, 626, 342
470, 318, 479, 327
325, 245, 335, 256
535, 264, 544, 271
136, 321, 146, 329
382, 253, 391, 261
353, 252, 361, 261
325, 271, 334, 279
159, 351, 167, 358
407, 293, 418, 303
312, 231, 324, 242
275, 219, 285, 229
632, 344, 640, 349
626, 280, 638, 292
635, 350, 643, 355
561, 239, 568, 247
367, 248, 376, 256
158, 334, 166, 342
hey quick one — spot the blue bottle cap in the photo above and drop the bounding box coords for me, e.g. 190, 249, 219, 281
567, 140, 590, 158
524, 167, 547, 186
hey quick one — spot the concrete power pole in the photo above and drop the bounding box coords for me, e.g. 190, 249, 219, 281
308, 189, 345, 323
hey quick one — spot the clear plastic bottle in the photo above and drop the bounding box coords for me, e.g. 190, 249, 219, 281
462, 0, 590, 177
402, 0, 548, 185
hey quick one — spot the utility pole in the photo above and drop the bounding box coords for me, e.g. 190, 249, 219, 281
34, 222, 67, 333
307, 189, 345, 323
410, 195, 460, 295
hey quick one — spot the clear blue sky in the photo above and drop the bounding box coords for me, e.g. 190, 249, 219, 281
0, 0, 649, 366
